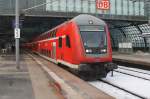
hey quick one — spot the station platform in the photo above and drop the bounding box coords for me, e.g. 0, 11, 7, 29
113, 52, 150, 69
0, 54, 63, 99
0, 53, 114, 99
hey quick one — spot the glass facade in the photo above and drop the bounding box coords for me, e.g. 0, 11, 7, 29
110, 24, 150, 50
0, 0, 46, 12
110, 29, 124, 48
45, 0, 145, 16
0, 0, 146, 16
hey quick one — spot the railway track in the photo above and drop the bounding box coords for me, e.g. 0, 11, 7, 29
118, 66, 150, 76
99, 79, 146, 99
28, 52, 150, 99
114, 70, 150, 81
89, 66, 150, 99
115, 66, 150, 81
28, 53, 114, 99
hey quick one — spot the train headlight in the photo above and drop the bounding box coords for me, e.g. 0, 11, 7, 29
101, 49, 106, 53
86, 49, 92, 53
89, 20, 93, 24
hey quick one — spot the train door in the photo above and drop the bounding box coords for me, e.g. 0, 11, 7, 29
52, 42, 56, 60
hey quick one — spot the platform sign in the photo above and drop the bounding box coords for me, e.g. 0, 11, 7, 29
14, 28, 20, 38
96, 0, 110, 10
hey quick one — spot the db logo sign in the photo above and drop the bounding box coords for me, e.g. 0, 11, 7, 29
96, 0, 110, 10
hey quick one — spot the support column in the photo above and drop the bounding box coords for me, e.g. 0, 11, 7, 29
73, 0, 75, 12
58, 0, 61, 11
88, 1, 90, 13
146, 0, 150, 24
115, 0, 117, 15
121, 0, 123, 15
50, 0, 53, 11
81, 0, 83, 13
15, 0, 20, 69
133, 1, 135, 15
66, 0, 68, 12
127, 0, 129, 16
139, 0, 141, 15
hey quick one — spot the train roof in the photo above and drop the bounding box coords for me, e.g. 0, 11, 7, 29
72, 14, 106, 26
44, 14, 105, 34
33, 14, 106, 41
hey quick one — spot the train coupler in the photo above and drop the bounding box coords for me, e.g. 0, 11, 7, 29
104, 62, 118, 70
104, 62, 118, 77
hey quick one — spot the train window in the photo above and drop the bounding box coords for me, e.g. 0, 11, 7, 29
54, 30, 56, 37
51, 31, 53, 37
53, 31, 55, 37
52, 30, 56, 37
59, 37, 62, 48
50, 32, 52, 38
80, 31, 107, 49
80, 25, 104, 31
66, 35, 71, 48
49, 33, 51, 38
52, 31, 54, 37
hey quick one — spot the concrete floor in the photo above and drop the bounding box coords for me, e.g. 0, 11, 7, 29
0, 53, 64, 99
0, 54, 34, 99
0, 74, 34, 99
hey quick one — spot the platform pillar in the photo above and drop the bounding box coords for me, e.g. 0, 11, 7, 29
15, 0, 20, 69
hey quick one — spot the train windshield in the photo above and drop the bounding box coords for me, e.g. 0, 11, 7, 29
80, 26, 107, 54
80, 31, 106, 48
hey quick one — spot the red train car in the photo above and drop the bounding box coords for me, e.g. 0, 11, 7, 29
25, 14, 117, 79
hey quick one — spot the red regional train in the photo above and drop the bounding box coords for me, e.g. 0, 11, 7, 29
25, 14, 117, 80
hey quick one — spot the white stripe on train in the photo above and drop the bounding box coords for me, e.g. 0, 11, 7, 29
37, 52, 79, 69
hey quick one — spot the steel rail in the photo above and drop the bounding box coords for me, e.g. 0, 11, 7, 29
99, 79, 146, 99
114, 70, 150, 81
118, 66, 150, 76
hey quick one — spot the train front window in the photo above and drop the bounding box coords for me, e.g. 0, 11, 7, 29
80, 30, 107, 54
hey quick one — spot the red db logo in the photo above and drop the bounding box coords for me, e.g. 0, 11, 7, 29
96, 0, 110, 10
